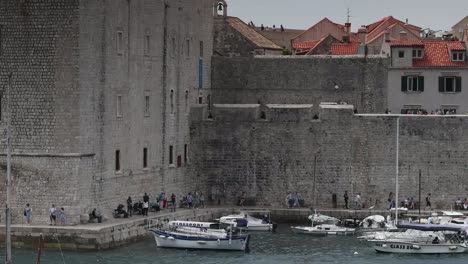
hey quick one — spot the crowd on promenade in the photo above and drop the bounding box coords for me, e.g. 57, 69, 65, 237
386, 109, 462, 115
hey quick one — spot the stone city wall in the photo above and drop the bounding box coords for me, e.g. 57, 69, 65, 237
190, 104, 468, 209
210, 56, 389, 114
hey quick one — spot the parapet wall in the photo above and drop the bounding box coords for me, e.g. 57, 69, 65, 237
190, 103, 468, 209
211, 56, 389, 114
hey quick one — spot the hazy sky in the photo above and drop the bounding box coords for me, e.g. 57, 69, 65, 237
228, 0, 467, 32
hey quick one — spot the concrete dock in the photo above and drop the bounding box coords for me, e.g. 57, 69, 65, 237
0, 207, 462, 250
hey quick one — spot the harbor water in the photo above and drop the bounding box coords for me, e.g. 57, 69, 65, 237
1, 224, 467, 264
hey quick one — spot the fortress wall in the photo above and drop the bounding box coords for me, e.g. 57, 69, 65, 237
190, 104, 468, 209
211, 56, 389, 114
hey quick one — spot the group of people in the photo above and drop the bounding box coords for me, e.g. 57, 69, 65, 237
343, 191, 362, 210
285, 192, 302, 208
23, 204, 66, 225
125, 192, 179, 217
454, 197, 468, 210
180, 191, 205, 209
387, 108, 460, 115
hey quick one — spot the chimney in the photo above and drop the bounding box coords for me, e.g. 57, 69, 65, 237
344, 22, 351, 34
358, 25, 367, 44
399, 31, 408, 40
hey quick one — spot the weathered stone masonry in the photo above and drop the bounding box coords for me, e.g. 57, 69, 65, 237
190, 104, 468, 209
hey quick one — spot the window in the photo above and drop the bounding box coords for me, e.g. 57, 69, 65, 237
143, 148, 148, 168
398, 50, 405, 58
452, 52, 464, 62
184, 144, 188, 163
401, 76, 424, 92
170, 90, 174, 114
144, 34, 150, 56
198, 96, 203, 104
171, 37, 176, 57
116, 95, 122, 117
169, 145, 174, 165
412, 49, 423, 58
186, 39, 190, 56
144, 95, 150, 116
177, 155, 182, 167
117, 31, 123, 55
115, 150, 121, 171
185, 90, 189, 113
199, 41, 204, 57
439, 76, 461, 93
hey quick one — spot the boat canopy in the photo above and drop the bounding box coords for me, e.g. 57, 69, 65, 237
397, 222, 468, 232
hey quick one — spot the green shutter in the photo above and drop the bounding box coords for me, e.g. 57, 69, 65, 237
401, 76, 408, 92
456, 76, 462, 92
418, 76, 424, 92
439, 77, 444, 92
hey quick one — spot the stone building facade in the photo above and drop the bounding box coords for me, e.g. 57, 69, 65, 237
0, 0, 215, 224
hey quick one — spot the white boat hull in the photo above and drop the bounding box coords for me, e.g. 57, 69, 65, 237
151, 229, 250, 251
291, 226, 355, 236
370, 240, 467, 254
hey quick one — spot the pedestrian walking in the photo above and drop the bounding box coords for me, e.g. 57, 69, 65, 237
49, 204, 57, 225
24, 203, 32, 225
344, 191, 349, 209
187, 192, 193, 208
199, 192, 205, 208
170, 193, 176, 212
127, 196, 133, 217
425, 193, 432, 210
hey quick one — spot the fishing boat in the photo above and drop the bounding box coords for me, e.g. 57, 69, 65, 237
151, 229, 250, 251
218, 211, 274, 231
291, 213, 355, 236
368, 222, 468, 254
151, 220, 250, 251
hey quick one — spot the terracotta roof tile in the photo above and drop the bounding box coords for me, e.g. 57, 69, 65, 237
390, 40, 424, 47
413, 41, 466, 67
447, 41, 466, 51
226, 17, 282, 50
330, 42, 359, 55
292, 40, 321, 50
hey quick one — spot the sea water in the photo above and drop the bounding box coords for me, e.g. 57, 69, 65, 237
2, 225, 467, 264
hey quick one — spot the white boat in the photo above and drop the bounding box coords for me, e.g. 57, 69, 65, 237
368, 222, 468, 254
291, 213, 355, 236
291, 224, 355, 236
360, 215, 386, 229
151, 229, 250, 251
218, 213, 273, 231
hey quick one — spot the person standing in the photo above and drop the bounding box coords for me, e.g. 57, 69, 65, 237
24, 204, 32, 225
143, 200, 149, 216
49, 204, 57, 225
187, 192, 193, 208
162, 193, 167, 209
199, 192, 205, 208
354, 193, 361, 210
59, 207, 66, 225
170, 193, 176, 212
425, 193, 432, 210
343, 191, 349, 209
127, 196, 133, 217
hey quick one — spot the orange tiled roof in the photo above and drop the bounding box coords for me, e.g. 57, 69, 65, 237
292, 39, 322, 50
389, 40, 424, 47
413, 41, 466, 67
366, 17, 421, 44
330, 42, 359, 55
226, 17, 282, 50
447, 41, 466, 51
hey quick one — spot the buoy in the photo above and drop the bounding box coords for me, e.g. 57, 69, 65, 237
354, 251, 358, 255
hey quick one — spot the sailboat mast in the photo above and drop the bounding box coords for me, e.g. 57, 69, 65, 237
5, 72, 12, 264
395, 117, 400, 225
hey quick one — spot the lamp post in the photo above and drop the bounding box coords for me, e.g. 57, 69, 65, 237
5, 72, 12, 264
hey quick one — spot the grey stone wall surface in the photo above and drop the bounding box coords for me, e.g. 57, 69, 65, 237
0, 0, 215, 224
190, 104, 468, 209
211, 56, 389, 114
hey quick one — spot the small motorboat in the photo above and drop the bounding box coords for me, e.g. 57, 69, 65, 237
368, 222, 468, 254
291, 213, 355, 236
218, 211, 274, 231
